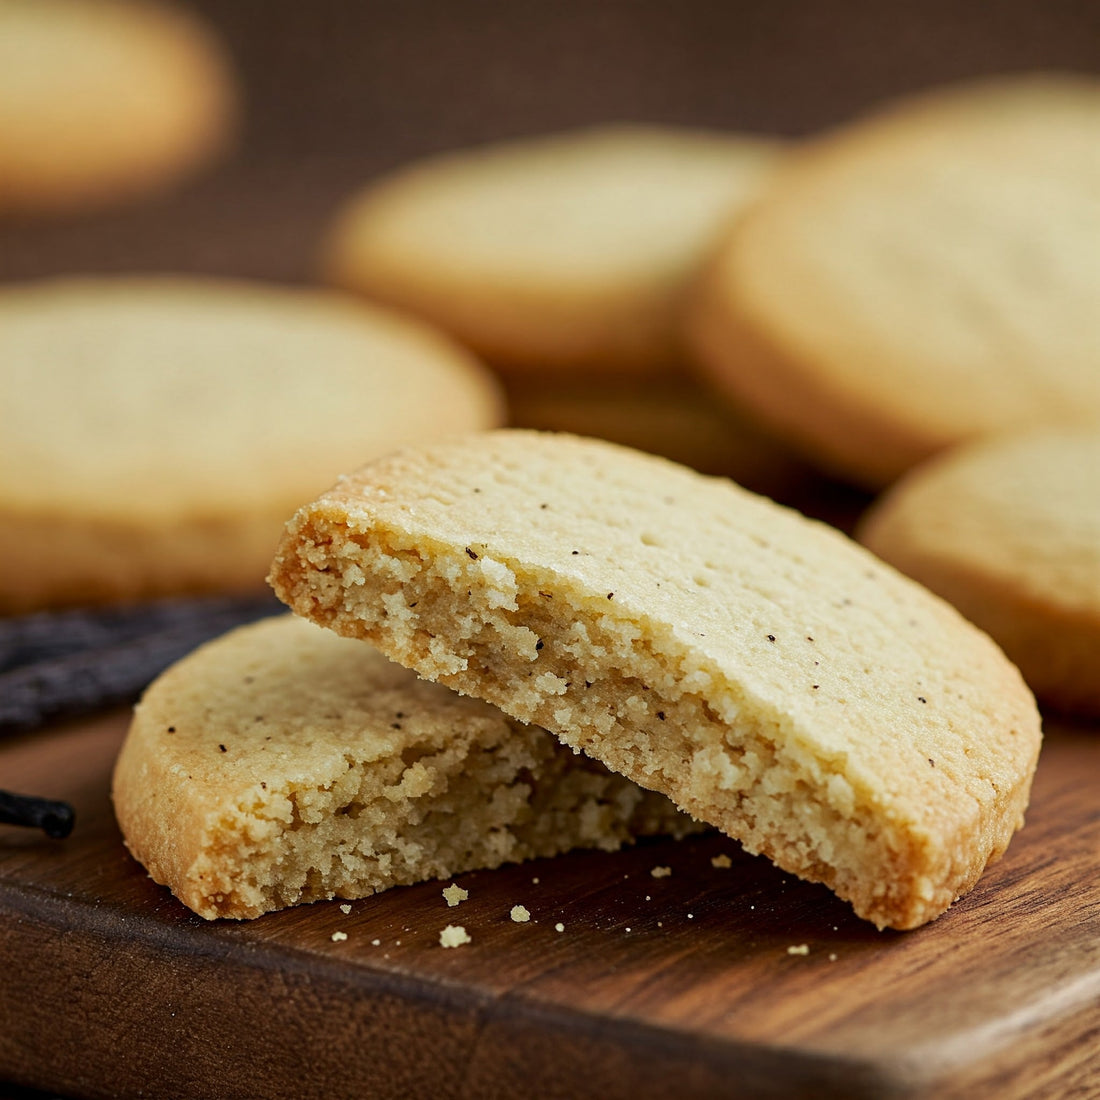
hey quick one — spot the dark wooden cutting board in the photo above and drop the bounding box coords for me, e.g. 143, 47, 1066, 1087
1, 708, 1098, 1100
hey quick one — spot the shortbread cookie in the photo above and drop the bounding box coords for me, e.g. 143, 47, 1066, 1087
270, 430, 1042, 930
323, 125, 782, 376
112, 614, 693, 919
0, 0, 236, 214
689, 74, 1100, 487
0, 277, 502, 613
859, 429, 1100, 717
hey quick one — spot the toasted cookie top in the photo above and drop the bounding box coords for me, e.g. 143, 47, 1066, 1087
271, 429, 1042, 928
0, 276, 502, 521
689, 74, 1100, 486
323, 125, 782, 375
0, 0, 236, 212
859, 428, 1100, 715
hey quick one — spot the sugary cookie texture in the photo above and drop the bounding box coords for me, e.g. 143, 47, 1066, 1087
113, 615, 693, 919
270, 430, 1042, 930
860, 428, 1100, 717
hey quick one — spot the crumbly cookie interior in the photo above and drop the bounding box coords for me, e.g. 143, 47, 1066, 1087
282, 527, 939, 929
186, 723, 689, 920
115, 616, 692, 920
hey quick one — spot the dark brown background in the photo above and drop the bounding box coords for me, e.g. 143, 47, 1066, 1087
1, 0, 1097, 287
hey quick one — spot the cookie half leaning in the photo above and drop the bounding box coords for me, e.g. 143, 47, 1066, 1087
270, 430, 1042, 930
113, 614, 693, 919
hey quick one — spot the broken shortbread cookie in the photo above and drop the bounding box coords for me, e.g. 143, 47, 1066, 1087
112, 614, 694, 919
270, 430, 1042, 930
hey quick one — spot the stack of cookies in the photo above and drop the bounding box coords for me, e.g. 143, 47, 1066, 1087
113, 428, 1043, 930
4, 46, 1093, 934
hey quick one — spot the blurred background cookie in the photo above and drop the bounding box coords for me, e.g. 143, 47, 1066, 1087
0, 0, 237, 215
689, 74, 1100, 488
322, 125, 782, 378
859, 428, 1100, 717
0, 276, 502, 612
113, 614, 694, 919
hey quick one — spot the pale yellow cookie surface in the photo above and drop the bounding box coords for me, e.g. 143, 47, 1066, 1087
0, 0, 236, 213
860, 429, 1100, 716
0, 277, 502, 611
112, 614, 691, 919
324, 125, 782, 376
270, 429, 1041, 930
690, 74, 1100, 487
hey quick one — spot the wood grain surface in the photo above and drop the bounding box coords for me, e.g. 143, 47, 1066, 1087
0, 708, 1097, 1100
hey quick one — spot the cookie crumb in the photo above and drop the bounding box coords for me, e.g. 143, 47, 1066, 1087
650, 865, 672, 879
331, 931, 348, 943
787, 944, 809, 956
440, 924, 471, 948
371, 938, 381, 946
339, 903, 352, 915
443, 883, 469, 907
711, 853, 732, 869
510, 904, 531, 923
554, 922, 565, 932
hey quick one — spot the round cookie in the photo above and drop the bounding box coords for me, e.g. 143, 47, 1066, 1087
270, 429, 1042, 930
859, 428, 1100, 717
323, 125, 782, 376
0, 277, 503, 612
0, 0, 236, 214
689, 74, 1100, 487
113, 614, 692, 919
